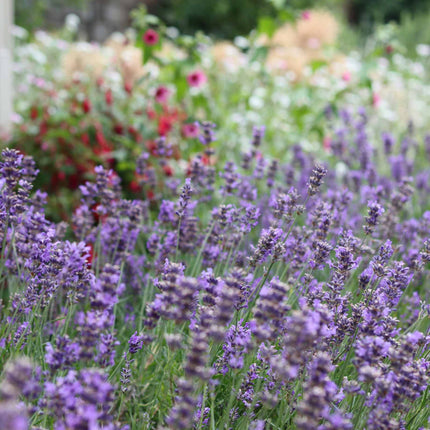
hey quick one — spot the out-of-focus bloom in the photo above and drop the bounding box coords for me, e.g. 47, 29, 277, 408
342, 71, 351, 82
65, 13, 80, 33
416, 44, 430, 57
155, 86, 170, 104
264, 10, 339, 79
62, 42, 107, 81
301, 10, 311, 20
105, 89, 113, 106
82, 98, 91, 114
187, 70, 207, 87
372, 93, 381, 107
182, 123, 199, 139
211, 41, 246, 72
143, 29, 159, 46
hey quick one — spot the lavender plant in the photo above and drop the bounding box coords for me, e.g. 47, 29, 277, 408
0, 106, 430, 430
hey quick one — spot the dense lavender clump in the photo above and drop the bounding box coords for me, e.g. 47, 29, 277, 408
1, 107, 430, 429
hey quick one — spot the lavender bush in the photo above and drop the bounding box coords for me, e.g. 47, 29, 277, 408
0, 107, 430, 429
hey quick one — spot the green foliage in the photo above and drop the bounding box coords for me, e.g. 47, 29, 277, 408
346, 0, 430, 28
395, 8, 430, 56
15, 0, 87, 31
148, 0, 279, 38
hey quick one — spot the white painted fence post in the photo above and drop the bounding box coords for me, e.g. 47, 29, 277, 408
0, 0, 13, 136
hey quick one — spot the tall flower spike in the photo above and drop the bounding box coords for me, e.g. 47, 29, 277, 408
176, 178, 193, 218
199, 121, 216, 145
364, 201, 384, 235
307, 163, 327, 196
0, 148, 23, 190
251, 126, 265, 149
249, 227, 283, 267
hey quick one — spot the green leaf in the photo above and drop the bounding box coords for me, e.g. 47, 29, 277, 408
278, 9, 296, 23
310, 59, 328, 72
249, 46, 269, 63
257, 16, 277, 38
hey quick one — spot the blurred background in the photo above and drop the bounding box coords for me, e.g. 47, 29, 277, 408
15, 0, 430, 52
5, 0, 430, 220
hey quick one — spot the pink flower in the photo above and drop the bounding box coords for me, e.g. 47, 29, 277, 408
342, 71, 351, 82
155, 86, 170, 104
143, 29, 159, 46
301, 10, 311, 20
182, 122, 199, 138
372, 93, 381, 107
187, 70, 207, 88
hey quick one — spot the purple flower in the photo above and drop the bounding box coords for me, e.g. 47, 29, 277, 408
249, 227, 283, 267
218, 321, 252, 374
176, 178, 193, 218
198, 121, 216, 145
364, 201, 384, 235
308, 163, 328, 196
128, 332, 145, 354
251, 126, 265, 149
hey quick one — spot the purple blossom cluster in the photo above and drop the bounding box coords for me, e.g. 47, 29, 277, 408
1, 107, 430, 429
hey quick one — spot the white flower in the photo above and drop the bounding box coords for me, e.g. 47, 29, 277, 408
416, 44, 430, 57
65, 14, 80, 32
12, 26, 28, 39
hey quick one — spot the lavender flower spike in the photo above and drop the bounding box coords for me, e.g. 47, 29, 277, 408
308, 163, 328, 196
364, 200, 384, 235
176, 178, 193, 218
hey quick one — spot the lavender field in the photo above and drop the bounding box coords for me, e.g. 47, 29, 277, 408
1, 4, 430, 430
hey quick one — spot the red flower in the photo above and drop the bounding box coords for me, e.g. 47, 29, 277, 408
50, 171, 66, 190
105, 89, 113, 106
146, 140, 159, 156
82, 98, 91, 114
124, 81, 133, 94
91, 203, 108, 224
158, 116, 173, 136
201, 154, 211, 166
143, 29, 159, 46
30, 106, 38, 120
39, 121, 48, 137
129, 180, 141, 193
81, 133, 90, 146
147, 108, 156, 120
96, 129, 107, 147
94, 128, 112, 155
113, 124, 124, 135
162, 164, 173, 177
128, 126, 143, 143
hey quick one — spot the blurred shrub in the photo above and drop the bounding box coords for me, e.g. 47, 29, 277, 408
345, 0, 430, 28
15, 0, 87, 31
148, 0, 278, 38
395, 8, 430, 55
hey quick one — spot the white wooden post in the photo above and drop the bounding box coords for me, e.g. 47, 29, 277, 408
0, 0, 13, 136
